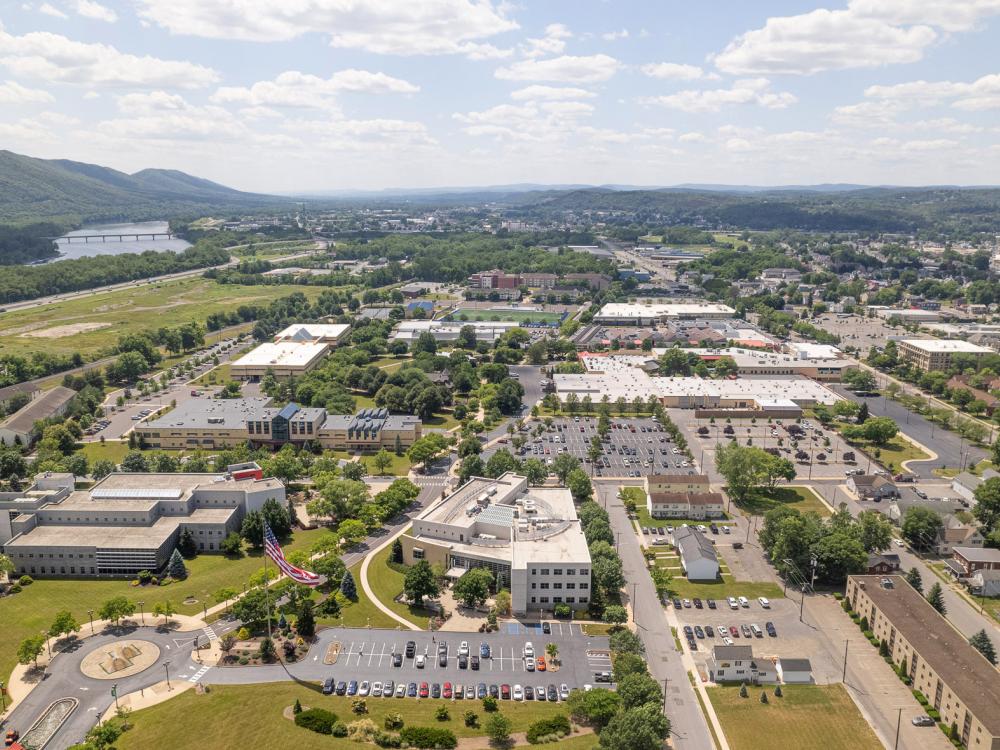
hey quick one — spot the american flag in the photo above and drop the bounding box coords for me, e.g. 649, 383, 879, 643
264, 523, 320, 586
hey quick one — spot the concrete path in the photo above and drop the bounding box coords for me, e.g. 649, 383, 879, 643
359, 530, 422, 631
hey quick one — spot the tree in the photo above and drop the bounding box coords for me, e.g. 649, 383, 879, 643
598, 703, 669, 750
453, 567, 493, 608
905, 567, 923, 593
261, 497, 293, 538
120, 450, 149, 473
337, 518, 368, 546
407, 434, 449, 471
585, 518, 615, 546
522, 458, 547, 485
495, 379, 525, 415
341, 570, 358, 600
861, 417, 899, 446
567, 688, 622, 730
485, 449, 520, 479
49, 610, 79, 639
404, 560, 440, 606
152, 600, 175, 626
91, 458, 116, 480
969, 629, 997, 665
241, 509, 266, 549
715, 441, 766, 502
458, 455, 486, 484
901, 506, 943, 551
177, 528, 198, 558
296, 600, 316, 638
168, 548, 188, 579
552, 453, 580, 484
566, 468, 593, 502
973, 476, 1000, 537
608, 628, 644, 655
98, 596, 136, 626
612, 652, 647, 683
546, 642, 559, 664
17, 635, 46, 669
308, 478, 369, 521
220, 531, 243, 557
485, 712, 512, 746
602, 604, 627, 627
926, 582, 947, 615
371, 449, 393, 475
616, 672, 662, 710
854, 510, 893, 552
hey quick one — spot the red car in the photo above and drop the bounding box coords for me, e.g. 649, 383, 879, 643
729, 626, 740, 638
443, 682, 453, 699
501, 684, 511, 700
419, 682, 429, 698
536, 657, 547, 671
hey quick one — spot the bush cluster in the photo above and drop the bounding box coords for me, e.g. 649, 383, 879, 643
294, 708, 337, 734
526, 715, 571, 744
398, 726, 458, 749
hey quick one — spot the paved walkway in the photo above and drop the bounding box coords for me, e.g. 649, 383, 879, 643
359, 530, 422, 631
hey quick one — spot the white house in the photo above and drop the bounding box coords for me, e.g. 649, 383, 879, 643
776, 658, 813, 684
951, 469, 1000, 504
673, 526, 719, 581
706, 645, 777, 684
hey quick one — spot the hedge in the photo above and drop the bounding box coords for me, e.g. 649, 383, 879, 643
527, 715, 572, 744
295, 708, 337, 734
399, 726, 458, 749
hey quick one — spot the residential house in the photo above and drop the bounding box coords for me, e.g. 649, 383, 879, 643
672, 526, 719, 581
951, 469, 1000, 504
647, 492, 725, 520
849, 474, 899, 500
886, 496, 965, 525
866, 553, 902, 574
0, 386, 76, 447
969, 569, 1000, 597
936, 516, 985, 556
706, 645, 777, 684
951, 546, 1000, 577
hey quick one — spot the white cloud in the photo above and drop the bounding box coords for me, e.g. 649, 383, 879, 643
0, 25, 219, 88
0, 79, 54, 103
678, 132, 707, 143
116, 90, 192, 114
211, 70, 418, 112
644, 79, 797, 113
38, 3, 68, 19
911, 117, 983, 133
601, 29, 629, 41
135, 0, 517, 57
74, 0, 117, 22
865, 73, 1000, 110
830, 99, 907, 126
848, 0, 1000, 33
496, 54, 620, 83
521, 23, 572, 58
509, 85, 595, 101
640, 62, 706, 81
713, 8, 936, 75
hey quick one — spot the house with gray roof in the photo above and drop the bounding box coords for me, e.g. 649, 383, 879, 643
0, 386, 76, 447
672, 526, 719, 581
706, 645, 777, 684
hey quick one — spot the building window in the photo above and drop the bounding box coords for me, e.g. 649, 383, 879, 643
540, 569, 549, 575
553, 569, 562, 575
413, 548, 425, 560
540, 597, 549, 604
565, 568, 575, 576
540, 583, 549, 589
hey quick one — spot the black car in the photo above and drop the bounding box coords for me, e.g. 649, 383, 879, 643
458, 655, 468, 669
471, 655, 480, 670
322, 678, 335, 695
477, 683, 487, 699
407, 682, 418, 697
489, 684, 499, 699
335, 681, 347, 696
766, 621, 777, 637
439, 653, 448, 667
683, 625, 693, 637
693, 598, 703, 609
405, 641, 416, 658
431, 683, 441, 699
524, 684, 535, 700
705, 625, 715, 637
694, 626, 705, 639
542, 622, 551, 634
547, 684, 558, 702
673, 598, 682, 609
393, 652, 403, 667
707, 599, 717, 610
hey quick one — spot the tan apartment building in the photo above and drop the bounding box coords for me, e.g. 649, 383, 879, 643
898, 339, 993, 372
846, 575, 1000, 750
644, 473, 724, 519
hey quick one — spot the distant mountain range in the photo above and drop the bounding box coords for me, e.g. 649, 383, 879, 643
0, 150, 285, 226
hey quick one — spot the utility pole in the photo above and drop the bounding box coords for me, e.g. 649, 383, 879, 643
894, 707, 902, 750
662, 677, 668, 713
842, 639, 849, 683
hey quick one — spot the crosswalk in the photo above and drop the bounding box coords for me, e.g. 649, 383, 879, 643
202, 625, 218, 642
188, 665, 211, 683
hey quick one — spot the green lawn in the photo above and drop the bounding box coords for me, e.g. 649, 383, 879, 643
0, 527, 329, 686
191, 363, 231, 386
319, 559, 400, 630
78, 440, 131, 465
424, 409, 461, 430
448, 308, 564, 324
370, 356, 410, 368
116, 682, 583, 750
708, 684, 882, 750
658, 560, 783, 601
844, 436, 931, 473
734, 486, 831, 517
635, 506, 733, 529
364, 543, 437, 625
362, 452, 413, 477
0, 277, 328, 360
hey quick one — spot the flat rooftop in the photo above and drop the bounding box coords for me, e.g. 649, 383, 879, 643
596, 302, 735, 319
275, 323, 350, 341
144, 397, 273, 429
231, 341, 328, 368
657, 347, 854, 370
900, 339, 993, 354
851, 575, 1000, 734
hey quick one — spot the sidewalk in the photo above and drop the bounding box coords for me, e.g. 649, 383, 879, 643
359, 530, 421, 631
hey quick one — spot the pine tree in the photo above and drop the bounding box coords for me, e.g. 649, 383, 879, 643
391, 538, 403, 564
739, 682, 748, 698
177, 528, 198, 558
394, 434, 403, 456
760, 691, 768, 704
340, 570, 357, 600
905, 567, 923, 594
297, 601, 316, 638
167, 548, 187, 579
926, 582, 947, 615
969, 629, 998, 665
774, 685, 783, 698
856, 402, 869, 424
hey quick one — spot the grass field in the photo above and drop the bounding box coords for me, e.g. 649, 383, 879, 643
634, 506, 734, 529
78, 440, 131, 464
364, 543, 437, 625
0, 277, 328, 359
735, 486, 831, 517
448, 308, 564, 324
191, 363, 232, 385
116, 682, 585, 750
846, 436, 931, 473
319, 559, 400, 630
0, 527, 330, 685
656, 557, 783, 601
708, 684, 882, 750
362, 452, 413, 476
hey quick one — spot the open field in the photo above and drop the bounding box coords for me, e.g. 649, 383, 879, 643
320, 559, 400, 630
845, 436, 931, 473
735, 486, 831, 517
448, 308, 564, 324
0, 277, 329, 359
362, 452, 413, 476
657, 556, 783, 601
192, 363, 232, 385
708, 684, 882, 750
0, 528, 329, 685
78, 440, 131, 465
364, 543, 437, 624
116, 682, 586, 750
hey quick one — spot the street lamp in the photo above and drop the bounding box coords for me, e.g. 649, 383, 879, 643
88, 609, 95, 635
164, 661, 171, 690
138, 601, 144, 625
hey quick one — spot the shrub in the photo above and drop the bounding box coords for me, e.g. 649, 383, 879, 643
238, 657, 248, 665
293, 699, 302, 714
527, 715, 572, 744
331, 722, 348, 737
482, 696, 498, 712
464, 711, 479, 728
774, 685, 783, 698
347, 718, 378, 742
435, 705, 450, 722
375, 731, 402, 748
351, 698, 368, 714
18, 575, 33, 586
294, 708, 337, 734
10, 583, 21, 594
399, 726, 458, 749
384, 712, 404, 731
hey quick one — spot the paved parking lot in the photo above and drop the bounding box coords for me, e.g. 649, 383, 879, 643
811, 312, 920, 354
302, 627, 611, 693
521, 416, 692, 477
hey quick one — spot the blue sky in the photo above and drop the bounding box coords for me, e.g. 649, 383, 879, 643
1, 0, 999, 192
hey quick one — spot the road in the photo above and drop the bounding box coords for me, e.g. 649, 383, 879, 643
597, 481, 716, 750
830, 385, 988, 477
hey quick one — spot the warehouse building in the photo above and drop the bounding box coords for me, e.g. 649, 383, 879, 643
136, 399, 421, 452
1, 464, 285, 578
399, 473, 591, 615
390, 320, 520, 344
230, 341, 329, 380
846, 575, 1000, 750
274, 323, 351, 345
594, 302, 735, 325
0, 385, 77, 447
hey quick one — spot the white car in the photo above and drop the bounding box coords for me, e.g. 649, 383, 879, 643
524, 641, 535, 658
560, 684, 570, 701
727, 597, 739, 610
359, 680, 370, 696
894, 539, 905, 548
513, 684, 524, 701
738, 596, 750, 608
371, 681, 383, 697
758, 597, 771, 609
415, 654, 426, 668
459, 641, 469, 656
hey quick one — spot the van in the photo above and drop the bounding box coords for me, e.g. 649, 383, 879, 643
738, 596, 750, 608
750, 624, 763, 638
727, 597, 739, 610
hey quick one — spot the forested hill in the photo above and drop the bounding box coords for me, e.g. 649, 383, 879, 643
0, 150, 284, 225
506, 186, 1000, 235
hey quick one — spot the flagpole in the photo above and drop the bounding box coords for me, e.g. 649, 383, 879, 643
263, 522, 272, 645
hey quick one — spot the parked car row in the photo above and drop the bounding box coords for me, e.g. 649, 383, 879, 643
682, 621, 778, 648
322, 678, 575, 702
671, 596, 770, 611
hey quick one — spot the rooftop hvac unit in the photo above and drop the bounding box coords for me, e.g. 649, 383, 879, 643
478, 492, 491, 505
488, 486, 498, 496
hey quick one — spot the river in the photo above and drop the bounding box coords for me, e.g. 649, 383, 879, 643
48, 220, 191, 262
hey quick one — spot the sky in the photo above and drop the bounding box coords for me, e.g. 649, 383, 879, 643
1, 0, 1000, 193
